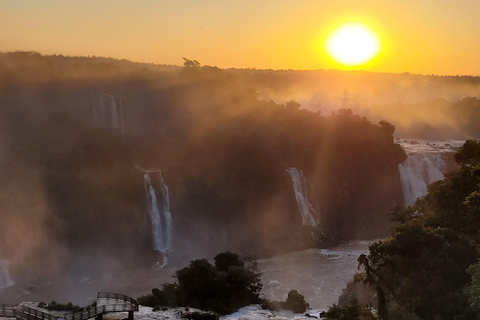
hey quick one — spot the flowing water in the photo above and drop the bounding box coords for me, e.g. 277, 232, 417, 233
287, 168, 317, 227
92, 93, 119, 129
143, 171, 173, 255
158, 172, 173, 252
258, 241, 371, 310
102, 242, 372, 320
398, 139, 464, 206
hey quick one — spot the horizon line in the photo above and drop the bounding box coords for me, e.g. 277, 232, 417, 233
2, 50, 480, 78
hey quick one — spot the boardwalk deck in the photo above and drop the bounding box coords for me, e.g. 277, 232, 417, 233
0, 292, 138, 320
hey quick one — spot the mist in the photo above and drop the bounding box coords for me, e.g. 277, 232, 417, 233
0, 51, 475, 304
239, 69, 480, 139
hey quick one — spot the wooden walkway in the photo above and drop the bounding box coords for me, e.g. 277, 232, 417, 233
0, 292, 138, 320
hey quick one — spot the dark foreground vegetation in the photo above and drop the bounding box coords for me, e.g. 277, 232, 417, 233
44, 301, 80, 311
137, 252, 308, 315
330, 140, 480, 319
323, 300, 375, 320
266, 289, 310, 313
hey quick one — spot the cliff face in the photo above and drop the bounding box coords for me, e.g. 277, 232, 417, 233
0, 57, 407, 280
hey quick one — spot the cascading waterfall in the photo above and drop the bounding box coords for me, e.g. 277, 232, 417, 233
105, 94, 119, 128
396, 138, 462, 207
143, 171, 173, 260
287, 168, 318, 227
0, 260, 14, 291
399, 153, 446, 206
144, 173, 164, 251
92, 94, 119, 129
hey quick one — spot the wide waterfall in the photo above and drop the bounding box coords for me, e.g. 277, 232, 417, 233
92, 93, 121, 129
143, 171, 173, 254
0, 260, 14, 291
398, 140, 463, 206
287, 168, 317, 227
398, 153, 445, 206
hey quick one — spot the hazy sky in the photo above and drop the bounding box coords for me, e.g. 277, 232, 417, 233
1, 0, 480, 75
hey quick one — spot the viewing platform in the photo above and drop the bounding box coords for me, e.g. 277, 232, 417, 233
0, 292, 138, 320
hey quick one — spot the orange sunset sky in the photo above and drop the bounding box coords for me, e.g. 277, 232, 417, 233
1, 0, 480, 75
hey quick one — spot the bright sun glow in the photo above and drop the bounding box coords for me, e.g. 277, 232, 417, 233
325, 23, 380, 66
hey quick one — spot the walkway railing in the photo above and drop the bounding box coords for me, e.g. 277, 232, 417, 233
0, 305, 18, 318
0, 292, 138, 320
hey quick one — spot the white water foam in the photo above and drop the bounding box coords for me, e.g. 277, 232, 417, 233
397, 139, 463, 206
258, 241, 371, 311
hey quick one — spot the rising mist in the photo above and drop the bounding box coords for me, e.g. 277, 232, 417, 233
0, 51, 476, 304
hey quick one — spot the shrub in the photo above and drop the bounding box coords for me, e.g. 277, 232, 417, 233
284, 290, 309, 313
137, 294, 157, 307
45, 301, 80, 311
323, 300, 375, 320
183, 311, 218, 320
214, 251, 244, 271
262, 289, 310, 313
138, 252, 262, 315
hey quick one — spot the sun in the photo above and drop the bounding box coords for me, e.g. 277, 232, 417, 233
325, 23, 380, 66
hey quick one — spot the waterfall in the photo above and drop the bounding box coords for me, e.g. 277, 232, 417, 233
143, 171, 173, 254
92, 94, 119, 129
0, 261, 14, 291
287, 168, 318, 227
397, 139, 465, 207
98, 94, 107, 126
105, 95, 119, 129
158, 172, 173, 251
119, 97, 125, 133
398, 153, 446, 207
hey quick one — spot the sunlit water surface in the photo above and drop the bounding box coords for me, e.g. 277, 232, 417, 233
258, 241, 371, 310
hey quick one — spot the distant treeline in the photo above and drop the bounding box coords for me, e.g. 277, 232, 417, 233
1, 52, 405, 282
367, 97, 480, 139
239, 69, 480, 140
2, 51, 480, 139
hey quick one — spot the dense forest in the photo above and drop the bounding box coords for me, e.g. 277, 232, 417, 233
236, 68, 480, 140
0, 52, 403, 284
331, 140, 480, 319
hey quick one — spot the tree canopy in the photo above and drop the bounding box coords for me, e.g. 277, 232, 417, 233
357, 140, 480, 319
138, 252, 262, 315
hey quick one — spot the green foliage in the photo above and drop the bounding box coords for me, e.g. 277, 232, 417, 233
284, 289, 309, 313
183, 311, 218, 320
338, 274, 377, 309
357, 140, 480, 320
214, 251, 244, 271
46, 301, 80, 311
378, 120, 395, 140
137, 294, 157, 308
262, 289, 310, 313
455, 139, 480, 165
182, 57, 200, 69
465, 261, 480, 311
138, 252, 262, 315
323, 300, 376, 320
